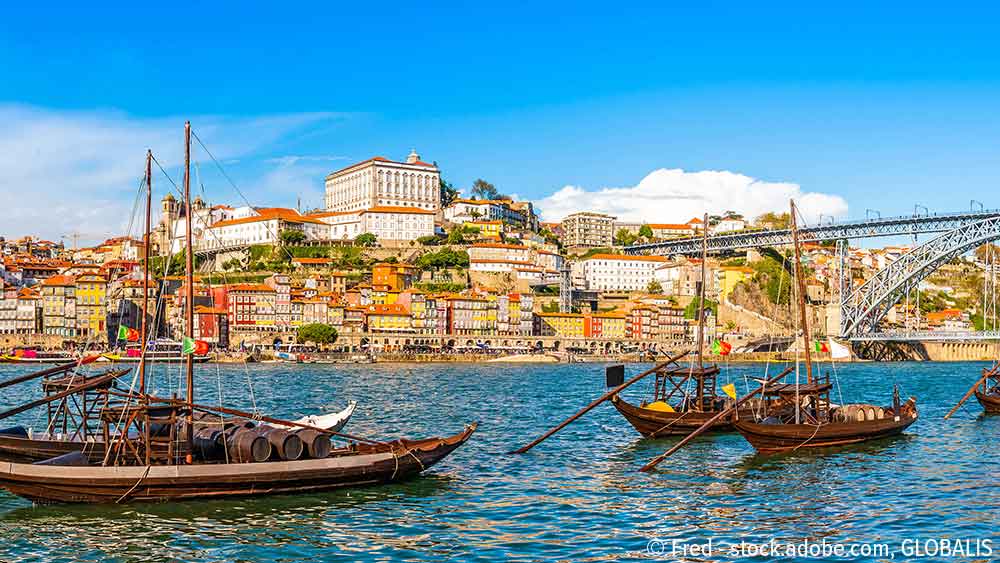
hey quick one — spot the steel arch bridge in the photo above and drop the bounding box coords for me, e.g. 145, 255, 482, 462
841, 216, 1000, 339
624, 209, 1000, 256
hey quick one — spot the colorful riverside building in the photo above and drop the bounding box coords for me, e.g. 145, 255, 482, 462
534, 311, 627, 338
496, 293, 533, 335
212, 283, 277, 333
395, 289, 445, 334
74, 271, 108, 340
0, 287, 42, 335
41, 274, 76, 337
366, 303, 413, 333
445, 294, 497, 336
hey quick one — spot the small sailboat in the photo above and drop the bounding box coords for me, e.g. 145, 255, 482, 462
945, 362, 1000, 419
731, 200, 918, 454
611, 213, 748, 436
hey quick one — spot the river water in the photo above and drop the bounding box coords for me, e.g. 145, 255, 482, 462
0, 361, 997, 562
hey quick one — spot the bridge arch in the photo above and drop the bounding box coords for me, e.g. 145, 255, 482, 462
842, 216, 1000, 337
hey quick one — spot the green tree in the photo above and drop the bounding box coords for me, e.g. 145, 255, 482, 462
614, 228, 638, 246
638, 224, 654, 240
296, 323, 339, 345
279, 229, 307, 245
417, 235, 441, 246
355, 233, 377, 247
416, 248, 470, 270
440, 178, 460, 207
684, 297, 718, 320
647, 280, 663, 294
756, 211, 791, 229
471, 178, 501, 200
539, 228, 562, 248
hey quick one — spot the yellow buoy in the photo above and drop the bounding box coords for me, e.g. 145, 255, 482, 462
643, 401, 675, 413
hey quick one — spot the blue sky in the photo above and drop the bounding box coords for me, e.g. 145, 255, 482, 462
3, 2, 1000, 241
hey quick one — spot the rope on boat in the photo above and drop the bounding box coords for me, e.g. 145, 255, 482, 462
116, 464, 152, 504
791, 422, 823, 452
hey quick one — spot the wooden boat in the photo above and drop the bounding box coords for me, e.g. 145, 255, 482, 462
733, 382, 918, 454
0, 126, 475, 505
0, 424, 475, 504
731, 200, 918, 454
611, 215, 744, 437
974, 389, 1000, 413
611, 366, 744, 437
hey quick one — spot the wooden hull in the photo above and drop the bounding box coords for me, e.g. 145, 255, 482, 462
611, 396, 739, 437
0, 433, 106, 464
0, 424, 475, 504
734, 415, 917, 454
975, 390, 1000, 414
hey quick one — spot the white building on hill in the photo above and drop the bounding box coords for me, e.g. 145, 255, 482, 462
579, 253, 668, 292
324, 150, 440, 213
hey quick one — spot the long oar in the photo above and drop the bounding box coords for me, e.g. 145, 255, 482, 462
639, 365, 793, 472
944, 364, 999, 420
0, 355, 100, 390
509, 350, 690, 454
0, 368, 129, 422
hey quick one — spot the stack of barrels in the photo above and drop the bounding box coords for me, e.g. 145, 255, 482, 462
831, 404, 886, 423
191, 417, 332, 463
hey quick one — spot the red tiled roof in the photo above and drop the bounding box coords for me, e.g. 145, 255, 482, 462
42, 275, 76, 286
209, 208, 328, 228
225, 283, 275, 292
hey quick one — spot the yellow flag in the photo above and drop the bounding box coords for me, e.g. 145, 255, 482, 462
722, 383, 737, 400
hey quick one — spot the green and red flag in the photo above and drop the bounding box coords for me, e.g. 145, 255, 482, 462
182, 337, 210, 356
711, 339, 732, 355
814, 340, 830, 353
117, 325, 140, 342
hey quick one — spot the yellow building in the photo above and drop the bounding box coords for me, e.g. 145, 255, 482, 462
366, 303, 413, 332
587, 312, 626, 339
716, 265, 755, 301
75, 271, 108, 340
535, 312, 586, 337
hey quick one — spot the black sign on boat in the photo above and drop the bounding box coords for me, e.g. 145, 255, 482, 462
606, 365, 625, 388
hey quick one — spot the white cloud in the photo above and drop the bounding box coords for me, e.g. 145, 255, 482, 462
0, 104, 345, 244
536, 168, 848, 225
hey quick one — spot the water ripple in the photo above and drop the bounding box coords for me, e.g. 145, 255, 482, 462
0, 361, 997, 561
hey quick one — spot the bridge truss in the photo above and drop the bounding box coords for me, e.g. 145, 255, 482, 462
841, 216, 1000, 339
625, 210, 1000, 256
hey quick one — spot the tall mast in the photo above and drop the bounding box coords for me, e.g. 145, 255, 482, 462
695, 212, 708, 368
790, 200, 814, 384
184, 121, 195, 462
140, 150, 152, 396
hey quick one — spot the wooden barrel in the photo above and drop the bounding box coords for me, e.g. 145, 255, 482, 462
192, 426, 225, 460
226, 426, 272, 463
260, 426, 304, 461
295, 428, 331, 459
